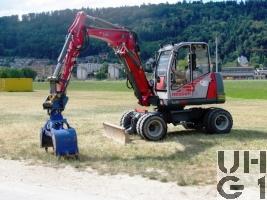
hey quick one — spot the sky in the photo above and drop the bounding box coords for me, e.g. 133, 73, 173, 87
0, 0, 181, 17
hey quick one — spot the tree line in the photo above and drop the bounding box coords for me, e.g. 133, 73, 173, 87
0, 68, 37, 79
0, 1, 266, 66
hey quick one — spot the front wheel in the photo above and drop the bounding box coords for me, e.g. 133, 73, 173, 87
137, 114, 167, 141
120, 111, 134, 129
204, 108, 233, 134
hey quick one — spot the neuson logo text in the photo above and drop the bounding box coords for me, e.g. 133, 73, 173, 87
217, 150, 267, 200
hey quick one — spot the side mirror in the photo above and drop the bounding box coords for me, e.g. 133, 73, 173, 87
145, 58, 156, 73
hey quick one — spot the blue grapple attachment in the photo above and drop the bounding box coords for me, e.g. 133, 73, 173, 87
40, 91, 79, 157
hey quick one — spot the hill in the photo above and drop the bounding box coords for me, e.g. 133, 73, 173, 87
0, 1, 266, 66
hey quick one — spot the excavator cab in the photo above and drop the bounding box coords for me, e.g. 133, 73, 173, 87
155, 42, 225, 107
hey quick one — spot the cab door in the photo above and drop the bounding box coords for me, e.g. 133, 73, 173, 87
155, 50, 171, 92
170, 43, 211, 100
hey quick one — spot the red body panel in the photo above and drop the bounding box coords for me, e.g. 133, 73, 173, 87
207, 73, 217, 100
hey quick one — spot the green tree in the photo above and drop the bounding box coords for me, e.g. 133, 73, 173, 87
0, 68, 8, 78
95, 63, 108, 80
21, 68, 37, 79
0, 67, 37, 79
6, 68, 23, 78
0, 1, 266, 65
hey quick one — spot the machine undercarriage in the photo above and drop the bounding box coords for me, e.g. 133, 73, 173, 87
120, 106, 233, 141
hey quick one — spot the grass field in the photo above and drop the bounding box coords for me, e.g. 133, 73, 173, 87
0, 80, 267, 185
34, 80, 129, 92
34, 80, 267, 99
224, 80, 267, 100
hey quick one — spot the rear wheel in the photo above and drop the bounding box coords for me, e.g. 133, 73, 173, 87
138, 114, 167, 141
204, 108, 233, 134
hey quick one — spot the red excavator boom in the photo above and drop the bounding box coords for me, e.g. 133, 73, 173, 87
50, 11, 154, 107
41, 11, 155, 156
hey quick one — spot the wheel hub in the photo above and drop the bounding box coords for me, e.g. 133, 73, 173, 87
215, 114, 229, 131
147, 120, 163, 137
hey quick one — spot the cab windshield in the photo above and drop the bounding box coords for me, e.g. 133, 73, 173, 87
156, 50, 171, 76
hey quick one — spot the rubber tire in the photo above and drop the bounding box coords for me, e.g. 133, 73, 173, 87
120, 111, 134, 130
138, 114, 167, 141
204, 108, 233, 134
203, 108, 219, 133
136, 114, 147, 139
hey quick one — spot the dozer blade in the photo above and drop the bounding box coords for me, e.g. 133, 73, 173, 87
103, 122, 130, 144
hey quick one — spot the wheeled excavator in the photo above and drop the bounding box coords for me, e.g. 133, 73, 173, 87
40, 11, 233, 156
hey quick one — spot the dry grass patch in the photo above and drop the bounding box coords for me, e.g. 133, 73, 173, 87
0, 90, 266, 185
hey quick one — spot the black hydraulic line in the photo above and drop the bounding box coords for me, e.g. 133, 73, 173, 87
126, 77, 133, 89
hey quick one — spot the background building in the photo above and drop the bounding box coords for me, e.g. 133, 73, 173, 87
108, 64, 123, 80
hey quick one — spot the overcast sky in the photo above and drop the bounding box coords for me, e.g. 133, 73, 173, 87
0, 0, 182, 17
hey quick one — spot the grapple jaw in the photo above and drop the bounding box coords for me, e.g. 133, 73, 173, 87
40, 113, 79, 157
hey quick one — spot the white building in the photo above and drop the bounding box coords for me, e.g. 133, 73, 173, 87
77, 63, 123, 80
108, 64, 123, 79
237, 55, 249, 67
77, 63, 102, 80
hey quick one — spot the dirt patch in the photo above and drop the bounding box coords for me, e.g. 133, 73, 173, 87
0, 158, 216, 200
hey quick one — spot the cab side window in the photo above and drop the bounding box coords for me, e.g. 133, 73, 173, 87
171, 46, 190, 89
191, 45, 210, 80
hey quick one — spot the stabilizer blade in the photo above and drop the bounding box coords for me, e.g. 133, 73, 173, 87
103, 122, 130, 144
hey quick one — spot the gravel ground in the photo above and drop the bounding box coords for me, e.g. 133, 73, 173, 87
0, 158, 216, 200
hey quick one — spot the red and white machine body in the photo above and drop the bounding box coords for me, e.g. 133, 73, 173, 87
41, 12, 233, 156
